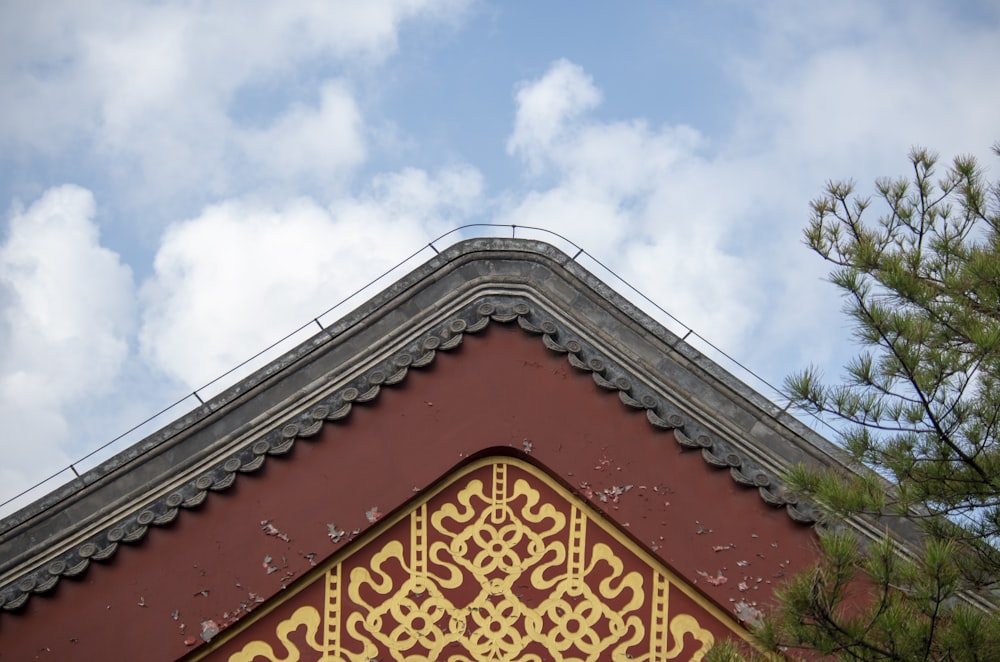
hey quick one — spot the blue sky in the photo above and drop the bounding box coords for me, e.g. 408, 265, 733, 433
2, 0, 998, 514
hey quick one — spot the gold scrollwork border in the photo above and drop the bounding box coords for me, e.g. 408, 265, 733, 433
190, 455, 756, 661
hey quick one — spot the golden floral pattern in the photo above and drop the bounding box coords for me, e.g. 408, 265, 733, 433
226, 459, 717, 662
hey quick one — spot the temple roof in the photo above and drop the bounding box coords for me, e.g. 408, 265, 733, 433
0, 237, 855, 615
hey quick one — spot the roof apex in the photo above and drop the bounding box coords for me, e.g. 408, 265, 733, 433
1, 237, 859, 613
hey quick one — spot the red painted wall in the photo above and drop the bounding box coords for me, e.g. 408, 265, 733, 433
0, 324, 818, 661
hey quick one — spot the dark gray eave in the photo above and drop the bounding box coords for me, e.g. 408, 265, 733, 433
0, 237, 862, 612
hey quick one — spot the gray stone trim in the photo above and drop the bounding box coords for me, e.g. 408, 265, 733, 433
0, 294, 819, 612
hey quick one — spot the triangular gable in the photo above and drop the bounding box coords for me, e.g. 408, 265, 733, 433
0, 239, 845, 659
198, 456, 746, 661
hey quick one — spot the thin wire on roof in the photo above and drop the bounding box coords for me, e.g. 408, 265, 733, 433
0, 225, 835, 512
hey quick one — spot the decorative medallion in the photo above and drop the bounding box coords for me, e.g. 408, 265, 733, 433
200, 457, 749, 661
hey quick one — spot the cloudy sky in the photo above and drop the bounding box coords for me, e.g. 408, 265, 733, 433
1, 0, 998, 515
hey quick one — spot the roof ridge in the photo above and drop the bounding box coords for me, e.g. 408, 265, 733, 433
0, 293, 819, 613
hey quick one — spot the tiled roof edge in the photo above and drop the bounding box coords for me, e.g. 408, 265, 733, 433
0, 295, 822, 612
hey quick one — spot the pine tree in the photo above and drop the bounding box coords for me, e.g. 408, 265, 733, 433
715, 145, 1000, 661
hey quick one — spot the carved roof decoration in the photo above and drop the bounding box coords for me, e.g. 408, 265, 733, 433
0, 238, 852, 615
201, 455, 748, 660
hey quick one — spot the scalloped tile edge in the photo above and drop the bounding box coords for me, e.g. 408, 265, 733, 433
0, 296, 810, 613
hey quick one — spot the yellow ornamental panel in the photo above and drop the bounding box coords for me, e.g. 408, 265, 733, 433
205, 457, 749, 662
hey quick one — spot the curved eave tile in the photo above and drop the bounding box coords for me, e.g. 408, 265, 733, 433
0, 296, 815, 613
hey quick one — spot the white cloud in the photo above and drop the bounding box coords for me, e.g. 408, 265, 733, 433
139, 165, 482, 387
507, 59, 602, 173
0, 0, 473, 206
733, 3, 1000, 178
0, 186, 134, 407
360, 165, 484, 222
501, 59, 762, 350
555, 121, 703, 197
0, 185, 134, 502
239, 79, 367, 187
